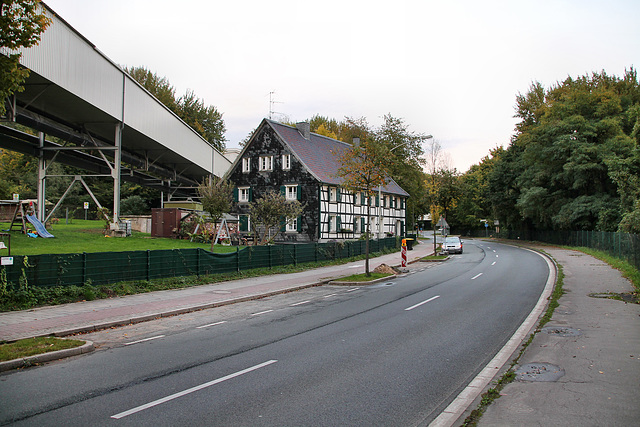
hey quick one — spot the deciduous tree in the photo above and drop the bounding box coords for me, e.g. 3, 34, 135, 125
198, 178, 234, 250
249, 190, 304, 245
0, 0, 51, 117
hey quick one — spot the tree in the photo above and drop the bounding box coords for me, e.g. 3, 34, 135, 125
125, 66, 177, 111
198, 178, 234, 250
0, 0, 51, 117
125, 66, 226, 151
335, 137, 390, 276
249, 189, 304, 245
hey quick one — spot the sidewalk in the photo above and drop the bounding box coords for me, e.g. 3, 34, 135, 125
475, 246, 640, 426
0, 242, 433, 342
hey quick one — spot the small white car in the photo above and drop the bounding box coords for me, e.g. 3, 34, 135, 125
443, 236, 463, 254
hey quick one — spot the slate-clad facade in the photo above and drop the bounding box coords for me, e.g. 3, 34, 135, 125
226, 119, 409, 243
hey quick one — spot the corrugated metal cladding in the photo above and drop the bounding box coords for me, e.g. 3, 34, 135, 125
8, 4, 232, 178
15, 7, 124, 121
124, 78, 217, 174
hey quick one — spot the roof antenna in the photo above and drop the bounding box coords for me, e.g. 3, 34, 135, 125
268, 91, 284, 120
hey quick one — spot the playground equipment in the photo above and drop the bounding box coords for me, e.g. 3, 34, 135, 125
7, 200, 54, 238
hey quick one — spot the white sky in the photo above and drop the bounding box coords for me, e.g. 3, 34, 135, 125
43, 0, 640, 172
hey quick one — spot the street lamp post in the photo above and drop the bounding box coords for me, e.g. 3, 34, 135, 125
379, 134, 433, 240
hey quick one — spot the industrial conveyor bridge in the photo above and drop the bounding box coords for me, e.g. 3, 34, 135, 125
0, 2, 231, 224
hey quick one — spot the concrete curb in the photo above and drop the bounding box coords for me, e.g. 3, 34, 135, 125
429, 246, 558, 427
0, 340, 94, 372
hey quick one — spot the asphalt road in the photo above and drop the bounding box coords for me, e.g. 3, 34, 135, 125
0, 240, 550, 426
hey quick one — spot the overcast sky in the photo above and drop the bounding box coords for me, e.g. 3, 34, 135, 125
43, 0, 640, 172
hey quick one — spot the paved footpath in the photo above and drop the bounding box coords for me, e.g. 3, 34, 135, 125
0, 243, 433, 342
475, 246, 640, 427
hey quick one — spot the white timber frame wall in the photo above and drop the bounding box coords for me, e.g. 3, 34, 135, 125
319, 184, 406, 242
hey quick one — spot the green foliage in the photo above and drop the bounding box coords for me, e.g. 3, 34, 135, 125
120, 195, 149, 215
0, 0, 51, 117
125, 66, 226, 151
248, 190, 304, 245
483, 68, 640, 232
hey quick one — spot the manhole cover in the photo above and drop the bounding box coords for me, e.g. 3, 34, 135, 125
516, 363, 565, 382
540, 326, 582, 337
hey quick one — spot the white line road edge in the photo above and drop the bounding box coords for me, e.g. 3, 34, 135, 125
428, 247, 556, 427
111, 360, 278, 419
405, 295, 440, 311
471, 273, 483, 280
123, 335, 165, 346
196, 321, 226, 329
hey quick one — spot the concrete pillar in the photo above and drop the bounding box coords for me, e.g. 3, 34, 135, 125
112, 123, 122, 223
37, 132, 46, 221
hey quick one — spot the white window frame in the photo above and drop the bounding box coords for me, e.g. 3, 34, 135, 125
259, 155, 273, 171
239, 187, 250, 202
286, 185, 298, 201
286, 216, 298, 232
282, 154, 291, 170
242, 157, 250, 173
355, 191, 361, 206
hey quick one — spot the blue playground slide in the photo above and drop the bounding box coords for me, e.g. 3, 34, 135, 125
26, 215, 55, 238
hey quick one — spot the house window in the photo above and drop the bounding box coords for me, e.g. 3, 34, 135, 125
329, 215, 336, 232
286, 216, 298, 232
329, 187, 337, 202
242, 157, 250, 173
282, 154, 291, 170
355, 192, 361, 206
285, 185, 298, 201
354, 216, 361, 233
259, 155, 273, 171
238, 187, 250, 202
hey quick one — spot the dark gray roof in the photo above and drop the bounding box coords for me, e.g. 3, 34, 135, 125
267, 120, 409, 197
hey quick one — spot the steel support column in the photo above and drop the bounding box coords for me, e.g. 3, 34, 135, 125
112, 122, 122, 224
37, 131, 46, 221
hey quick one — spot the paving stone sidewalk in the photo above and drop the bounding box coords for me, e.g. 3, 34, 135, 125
0, 243, 433, 342
475, 246, 640, 427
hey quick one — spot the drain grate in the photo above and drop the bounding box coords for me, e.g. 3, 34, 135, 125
516, 363, 565, 382
540, 326, 582, 337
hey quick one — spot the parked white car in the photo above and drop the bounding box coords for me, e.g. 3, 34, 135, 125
443, 236, 463, 254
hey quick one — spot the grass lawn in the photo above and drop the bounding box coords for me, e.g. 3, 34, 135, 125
0, 220, 237, 256
0, 337, 86, 362
337, 272, 393, 282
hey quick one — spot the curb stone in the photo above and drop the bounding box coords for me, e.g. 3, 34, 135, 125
0, 340, 94, 372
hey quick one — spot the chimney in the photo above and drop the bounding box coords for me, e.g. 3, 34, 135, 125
296, 122, 310, 140
352, 137, 360, 146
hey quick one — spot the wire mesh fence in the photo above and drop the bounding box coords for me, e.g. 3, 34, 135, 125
0, 238, 400, 288
461, 228, 640, 271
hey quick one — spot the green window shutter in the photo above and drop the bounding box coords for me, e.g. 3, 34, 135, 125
360, 192, 365, 205
337, 216, 342, 231
353, 218, 357, 231
248, 187, 253, 202
297, 185, 301, 200
401, 221, 405, 236
280, 216, 286, 232
233, 188, 239, 202
297, 215, 302, 232
239, 215, 248, 232
376, 195, 380, 207
361, 217, 365, 232
336, 187, 341, 202
328, 216, 332, 232
280, 185, 285, 196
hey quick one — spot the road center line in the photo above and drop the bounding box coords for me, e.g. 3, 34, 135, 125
251, 310, 274, 316
471, 273, 483, 280
491, 261, 496, 266
346, 287, 360, 292
111, 360, 278, 419
123, 335, 165, 346
324, 294, 337, 298
196, 321, 226, 329
290, 300, 310, 306
405, 295, 440, 311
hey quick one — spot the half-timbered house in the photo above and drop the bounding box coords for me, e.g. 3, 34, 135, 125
225, 119, 409, 243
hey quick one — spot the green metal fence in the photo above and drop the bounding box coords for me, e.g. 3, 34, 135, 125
486, 229, 640, 270
0, 238, 400, 288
